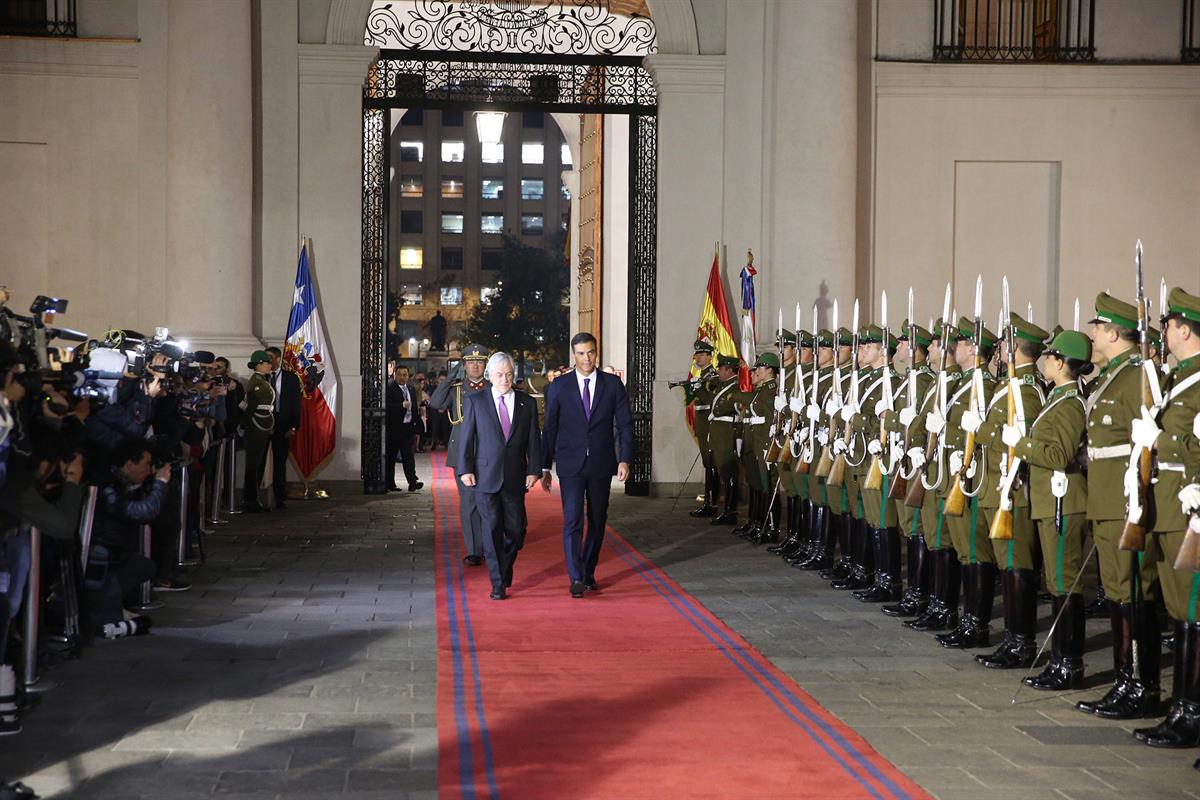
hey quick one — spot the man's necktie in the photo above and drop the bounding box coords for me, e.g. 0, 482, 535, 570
582, 377, 591, 421
499, 394, 512, 441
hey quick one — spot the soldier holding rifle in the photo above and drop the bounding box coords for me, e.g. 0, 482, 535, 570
680, 340, 719, 518
704, 354, 743, 526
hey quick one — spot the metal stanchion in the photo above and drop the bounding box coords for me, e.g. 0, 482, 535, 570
210, 439, 228, 525
134, 524, 162, 612
22, 526, 41, 689
177, 467, 198, 568
78, 485, 98, 572
227, 439, 242, 515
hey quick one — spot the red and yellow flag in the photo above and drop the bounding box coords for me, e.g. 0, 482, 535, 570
687, 251, 740, 433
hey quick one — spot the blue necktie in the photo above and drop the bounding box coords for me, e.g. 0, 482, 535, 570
582, 377, 591, 421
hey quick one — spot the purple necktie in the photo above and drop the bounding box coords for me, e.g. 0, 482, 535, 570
499, 394, 511, 441
582, 377, 591, 420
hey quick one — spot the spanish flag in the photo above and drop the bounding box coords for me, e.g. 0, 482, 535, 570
687, 250, 741, 433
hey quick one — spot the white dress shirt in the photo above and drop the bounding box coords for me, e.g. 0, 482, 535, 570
575, 368, 597, 410
492, 386, 515, 426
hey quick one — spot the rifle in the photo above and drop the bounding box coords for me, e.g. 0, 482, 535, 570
906, 284, 953, 508
864, 290, 891, 491
814, 299, 840, 478
989, 277, 1021, 541
889, 288, 917, 501
784, 302, 805, 470
765, 308, 787, 463
944, 275, 986, 518
1118, 240, 1156, 552
827, 299, 861, 488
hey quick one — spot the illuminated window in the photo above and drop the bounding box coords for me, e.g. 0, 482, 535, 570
400, 176, 423, 198
561, 143, 572, 167
441, 177, 464, 199
481, 142, 504, 164
521, 214, 544, 235
440, 286, 463, 306
520, 179, 544, 200
400, 247, 423, 270
481, 214, 504, 235
521, 142, 544, 165
560, 183, 571, 201
481, 286, 499, 305
400, 141, 423, 162
400, 284, 422, 304
441, 213, 464, 234
481, 179, 504, 200
441, 141, 465, 163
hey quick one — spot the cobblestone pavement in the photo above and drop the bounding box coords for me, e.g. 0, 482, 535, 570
5, 454, 1199, 799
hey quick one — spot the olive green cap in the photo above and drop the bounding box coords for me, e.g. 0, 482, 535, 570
835, 327, 854, 346
816, 329, 835, 348
1009, 313, 1050, 344
1051, 324, 1065, 338
1045, 330, 1092, 362
754, 351, 780, 369
775, 329, 797, 346
716, 354, 740, 369
1148, 325, 1161, 347
1090, 292, 1139, 331
858, 324, 898, 348
797, 330, 814, 348
692, 339, 715, 355
462, 343, 490, 361
247, 350, 271, 368
1167, 287, 1200, 324
899, 319, 934, 348
955, 316, 997, 348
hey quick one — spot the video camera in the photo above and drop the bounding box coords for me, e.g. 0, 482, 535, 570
97, 327, 215, 382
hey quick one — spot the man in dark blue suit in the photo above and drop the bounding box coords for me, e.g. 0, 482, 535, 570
540, 332, 634, 598
456, 352, 542, 600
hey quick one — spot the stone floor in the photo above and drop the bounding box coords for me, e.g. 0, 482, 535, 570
3, 453, 1199, 799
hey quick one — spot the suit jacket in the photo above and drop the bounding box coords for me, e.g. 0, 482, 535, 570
385, 379, 422, 439
541, 370, 634, 478
456, 389, 542, 494
274, 370, 302, 432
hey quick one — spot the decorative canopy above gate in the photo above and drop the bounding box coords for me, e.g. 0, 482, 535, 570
365, 0, 658, 56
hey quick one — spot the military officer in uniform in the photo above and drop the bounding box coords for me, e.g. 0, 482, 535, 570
431, 343, 491, 565
768, 329, 805, 553
733, 352, 780, 542
1076, 292, 1162, 720
790, 329, 837, 570
684, 340, 720, 517
706, 354, 743, 525
819, 328, 858, 583
1009, 330, 1093, 691
966, 313, 1048, 669
1132, 288, 1200, 748
242, 350, 276, 513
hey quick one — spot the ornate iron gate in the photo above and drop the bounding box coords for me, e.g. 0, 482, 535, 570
361, 51, 657, 494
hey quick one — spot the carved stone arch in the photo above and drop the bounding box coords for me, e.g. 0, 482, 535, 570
325, 0, 375, 45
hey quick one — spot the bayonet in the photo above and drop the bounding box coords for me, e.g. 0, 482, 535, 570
1073, 298, 1080, 332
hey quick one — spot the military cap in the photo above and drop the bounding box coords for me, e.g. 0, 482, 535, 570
835, 327, 854, 346
797, 330, 814, 348
247, 350, 271, 368
753, 351, 780, 369
1148, 325, 1161, 347
899, 320, 934, 348
716, 354, 740, 369
816, 329, 835, 348
955, 316, 997, 348
692, 339, 715, 354
931, 317, 946, 339
1009, 313, 1050, 344
462, 343, 490, 361
1090, 292, 1139, 331
775, 329, 797, 347
858, 324, 898, 349
1051, 324, 1065, 339
1166, 287, 1200, 324
1044, 330, 1092, 363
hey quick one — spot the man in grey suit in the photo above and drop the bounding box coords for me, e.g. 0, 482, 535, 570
456, 352, 542, 600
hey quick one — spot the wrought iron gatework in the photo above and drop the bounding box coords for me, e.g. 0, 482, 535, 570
1186, 0, 1200, 63
366, 0, 657, 56
361, 51, 657, 494
0, 0, 77, 37
933, 0, 1096, 62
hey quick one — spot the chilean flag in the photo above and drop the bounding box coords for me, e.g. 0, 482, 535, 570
285, 238, 337, 481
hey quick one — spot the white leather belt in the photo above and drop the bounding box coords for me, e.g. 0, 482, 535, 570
746, 416, 767, 425
1159, 462, 1186, 473
256, 404, 274, 411
694, 405, 712, 411
710, 415, 736, 423
1088, 444, 1132, 460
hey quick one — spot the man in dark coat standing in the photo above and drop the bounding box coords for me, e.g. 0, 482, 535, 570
266, 347, 302, 509
386, 364, 424, 492
540, 332, 634, 598
456, 352, 542, 600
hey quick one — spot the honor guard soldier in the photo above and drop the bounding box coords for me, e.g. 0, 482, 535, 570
1076, 292, 1162, 720
1007, 330, 1093, 691
768, 329, 804, 551
819, 328, 858, 584
431, 343, 491, 565
966, 313, 1048, 669
684, 340, 720, 517
789, 329, 837, 570
706, 354, 743, 525
733, 352, 780, 543
242, 350, 276, 512
1132, 287, 1200, 748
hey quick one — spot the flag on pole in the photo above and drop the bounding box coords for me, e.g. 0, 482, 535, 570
688, 249, 740, 435
738, 250, 757, 391
285, 238, 337, 482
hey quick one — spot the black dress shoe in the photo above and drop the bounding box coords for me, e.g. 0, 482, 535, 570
463, 555, 483, 566
1132, 699, 1200, 747
689, 505, 717, 518
408, 481, 424, 492
387, 486, 402, 493
935, 615, 989, 649
490, 587, 506, 600
570, 581, 586, 598
710, 512, 737, 526
976, 634, 1036, 669
584, 576, 597, 591
1023, 657, 1085, 691
504, 568, 513, 588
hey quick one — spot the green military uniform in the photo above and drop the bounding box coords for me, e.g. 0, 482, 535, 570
1077, 292, 1162, 720
788, 330, 838, 570
684, 339, 720, 517
242, 350, 276, 511
733, 352, 779, 543
706, 354, 742, 525
1135, 287, 1200, 747
430, 343, 491, 560
818, 329, 858, 582
1014, 330, 1091, 691
770, 330, 809, 554
971, 314, 1049, 669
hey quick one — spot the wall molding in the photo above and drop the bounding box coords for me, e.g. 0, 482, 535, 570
644, 54, 725, 94
0, 37, 137, 79
298, 44, 379, 86
877, 62, 1200, 98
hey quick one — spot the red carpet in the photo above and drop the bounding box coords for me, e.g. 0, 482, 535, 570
432, 454, 930, 800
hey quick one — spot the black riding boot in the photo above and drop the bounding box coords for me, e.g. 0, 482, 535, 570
832, 519, 872, 591
1077, 602, 1162, 719
769, 496, 799, 555
1025, 593, 1086, 690
820, 513, 853, 580
978, 568, 1038, 669
1135, 622, 1200, 747
907, 548, 960, 631
937, 562, 994, 648
883, 535, 929, 618
733, 488, 755, 536
797, 504, 833, 570
855, 527, 902, 603
690, 465, 719, 517
784, 498, 814, 561
712, 475, 739, 525
754, 491, 782, 545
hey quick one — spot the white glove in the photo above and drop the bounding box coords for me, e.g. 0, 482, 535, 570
1123, 463, 1139, 500
1050, 471, 1069, 499
768, 425, 777, 438
789, 395, 804, 414
960, 409, 982, 434
907, 447, 926, 470
839, 404, 855, 423
925, 412, 946, 436
874, 398, 888, 418
824, 395, 841, 416
773, 394, 786, 412
867, 439, 883, 456
965, 458, 978, 480
1180, 483, 1200, 515
898, 407, 917, 427
806, 404, 821, 422
833, 438, 848, 455
948, 450, 964, 476
1001, 424, 1022, 448
1193, 412, 1200, 439
793, 427, 806, 444
1131, 407, 1161, 450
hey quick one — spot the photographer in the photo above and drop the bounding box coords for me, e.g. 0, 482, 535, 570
203, 357, 243, 518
